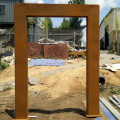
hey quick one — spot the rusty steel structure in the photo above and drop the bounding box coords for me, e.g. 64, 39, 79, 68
14, 4, 99, 119
44, 44, 68, 59
28, 42, 41, 58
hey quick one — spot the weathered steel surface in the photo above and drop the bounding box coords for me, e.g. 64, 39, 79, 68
44, 44, 68, 59
14, 4, 99, 119
28, 42, 41, 58
69, 51, 85, 59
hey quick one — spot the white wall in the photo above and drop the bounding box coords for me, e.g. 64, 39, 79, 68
99, 21, 105, 41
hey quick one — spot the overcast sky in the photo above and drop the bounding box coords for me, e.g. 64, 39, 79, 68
24, 0, 120, 42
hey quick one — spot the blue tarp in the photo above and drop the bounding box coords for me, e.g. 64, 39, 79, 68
28, 59, 65, 66
95, 101, 117, 120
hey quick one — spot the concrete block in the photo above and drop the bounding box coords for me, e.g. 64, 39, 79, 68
28, 77, 39, 85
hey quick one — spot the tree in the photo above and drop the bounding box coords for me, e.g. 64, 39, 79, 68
27, 17, 42, 42
42, 17, 53, 39
42, 17, 53, 30
68, 0, 85, 28
68, 0, 85, 4
69, 17, 83, 28
69, 0, 85, 46
59, 18, 70, 28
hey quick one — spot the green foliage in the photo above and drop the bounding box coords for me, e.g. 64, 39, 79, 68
110, 85, 114, 89
28, 17, 41, 30
60, 18, 70, 28
42, 17, 53, 30
110, 85, 120, 95
104, 12, 120, 54
0, 62, 9, 70
3, 86, 12, 91
27, 17, 42, 42
42, 17, 53, 38
33, 57, 37, 59
68, 0, 85, 4
69, 17, 83, 28
99, 84, 120, 95
100, 85, 107, 92
68, 0, 85, 28
60, 0, 85, 29
59, 0, 85, 46
39, 53, 44, 59
46, 57, 58, 60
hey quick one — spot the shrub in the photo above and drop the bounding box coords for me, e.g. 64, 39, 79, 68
3, 86, 12, 91
0, 62, 9, 69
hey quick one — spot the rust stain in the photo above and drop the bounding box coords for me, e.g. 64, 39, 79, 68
44, 44, 68, 59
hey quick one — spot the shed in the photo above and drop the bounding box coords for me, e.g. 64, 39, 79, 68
0, 0, 23, 29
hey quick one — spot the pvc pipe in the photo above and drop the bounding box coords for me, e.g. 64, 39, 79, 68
113, 95, 120, 103
100, 97, 120, 120
99, 75, 105, 85
101, 98, 120, 119
28, 116, 37, 118
109, 97, 120, 109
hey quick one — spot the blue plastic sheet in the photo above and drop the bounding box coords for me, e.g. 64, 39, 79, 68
99, 101, 117, 120
28, 59, 65, 66
95, 101, 117, 120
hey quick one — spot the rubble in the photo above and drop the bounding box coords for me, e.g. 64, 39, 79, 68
101, 64, 117, 72
2, 56, 14, 64
0, 76, 39, 91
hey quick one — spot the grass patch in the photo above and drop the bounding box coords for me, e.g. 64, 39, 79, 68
39, 53, 44, 59
3, 86, 12, 91
99, 85, 107, 92
100, 84, 120, 95
0, 62, 9, 70
110, 85, 120, 95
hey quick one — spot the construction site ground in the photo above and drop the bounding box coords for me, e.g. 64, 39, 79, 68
0, 50, 120, 120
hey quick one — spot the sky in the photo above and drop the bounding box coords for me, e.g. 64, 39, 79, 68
24, 0, 120, 42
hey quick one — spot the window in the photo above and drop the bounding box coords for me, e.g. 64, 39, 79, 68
0, 5, 5, 13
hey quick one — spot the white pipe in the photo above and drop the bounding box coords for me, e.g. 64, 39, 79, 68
101, 97, 120, 118
113, 95, 120, 103
28, 116, 37, 118
109, 97, 120, 109
74, 31, 75, 49
100, 97, 120, 119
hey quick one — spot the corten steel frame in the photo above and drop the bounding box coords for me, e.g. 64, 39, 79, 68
14, 4, 99, 119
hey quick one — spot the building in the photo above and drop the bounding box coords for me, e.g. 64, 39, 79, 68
0, 0, 24, 29
0, 0, 44, 55
48, 26, 86, 46
99, 8, 120, 53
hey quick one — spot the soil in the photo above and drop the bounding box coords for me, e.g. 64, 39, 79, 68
0, 52, 120, 120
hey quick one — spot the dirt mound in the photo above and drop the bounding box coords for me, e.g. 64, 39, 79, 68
100, 69, 120, 86
115, 70, 120, 79
111, 60, 120, 64
39, 66, 86, 99
0, 65, 15, 83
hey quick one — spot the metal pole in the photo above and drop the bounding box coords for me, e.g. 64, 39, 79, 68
9, 31, 10, 41
74, 31, 75, 49
47, 28, 48, 39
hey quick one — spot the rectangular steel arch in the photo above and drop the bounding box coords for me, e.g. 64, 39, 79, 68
14, 4, 99, 119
